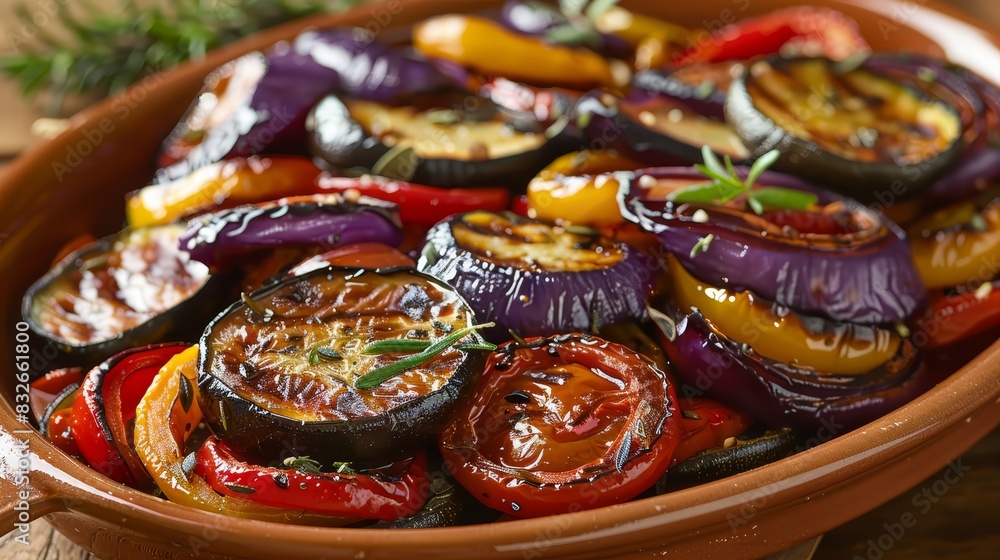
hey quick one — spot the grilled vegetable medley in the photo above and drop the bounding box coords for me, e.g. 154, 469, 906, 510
23, 1, 1000, 524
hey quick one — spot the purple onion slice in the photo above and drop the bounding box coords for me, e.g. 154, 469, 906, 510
499, 0, 631, 59
180, 194, 402, 268
663, 304, 945, 433
617, 167, 927, 325
156, 28, 456, 181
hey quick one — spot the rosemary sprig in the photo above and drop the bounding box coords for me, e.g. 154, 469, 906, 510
361, 338, 434, 355
354, 322, 496, 390
670, 146, 819, 215
0, 0, 361, 114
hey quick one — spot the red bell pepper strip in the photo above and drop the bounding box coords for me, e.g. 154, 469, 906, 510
195, 437, 429, 521
72, 343, 188, 487
316, 174, 511, 226
921, 283, 1000, 350
675, 7, 869, 66
29, 367, 83, 424
45, 401, 83, 460
672, 398, 754, 465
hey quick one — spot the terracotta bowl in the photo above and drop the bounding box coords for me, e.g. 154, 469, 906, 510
1, 0, 999, 558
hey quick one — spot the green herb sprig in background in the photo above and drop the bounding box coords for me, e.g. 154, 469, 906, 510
0, 0, 361, 115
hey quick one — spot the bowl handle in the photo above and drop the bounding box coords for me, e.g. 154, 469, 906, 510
0, 404, 66, 539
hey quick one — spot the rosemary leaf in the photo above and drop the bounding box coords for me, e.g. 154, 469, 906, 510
745, 149, 781, 190
355, 322, 495, 389
361, 338, 434, 355
750, 187, 819, 212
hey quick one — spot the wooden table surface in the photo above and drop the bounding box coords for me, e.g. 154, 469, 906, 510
0, 0, 998, 558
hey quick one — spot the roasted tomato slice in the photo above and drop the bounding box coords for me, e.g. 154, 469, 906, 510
439, 334, 681, 518
22, 225, 211, 361
287, 243, 414, 277
726, 56, 962, 200
418, 211, 652, 339
198, 267, 489, 464
194, 437, 428, 521
72, 343, 188, 487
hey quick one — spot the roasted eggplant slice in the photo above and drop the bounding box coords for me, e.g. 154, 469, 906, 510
725, 57, 963, 200
307, 92, 572, 188
198, 267, 489, 464
417, 211, 652, 340
179, 193, 402, 269
577, 90, 749, 165
632, 62, 739, 121
157, 29, 456, 181
373, 458, 501, 528
658, 428, 797, 489
23, 225, 211, 362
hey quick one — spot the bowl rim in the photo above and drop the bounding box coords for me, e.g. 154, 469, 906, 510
3, 0, 1000, 554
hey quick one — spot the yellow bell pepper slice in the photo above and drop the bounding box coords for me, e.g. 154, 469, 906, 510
669, 257, 901, 375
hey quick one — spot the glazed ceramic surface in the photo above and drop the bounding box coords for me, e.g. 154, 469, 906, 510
1, 1, 999, 558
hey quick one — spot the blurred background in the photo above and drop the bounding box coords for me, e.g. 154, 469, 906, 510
0, 0, 998, 156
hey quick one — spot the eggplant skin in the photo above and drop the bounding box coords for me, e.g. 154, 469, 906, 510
373, 466, 500, 528
576, 92, 699, 166
21, 227, 215, 368
197, 266, 488, 465
307, 93, 575, 189
179, 194, 403, 268
657, 428, 797, 490
725, 58, 964, 202
417, 213, 653, 341
157, 30, 458, 182
576, 89, 751, 166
